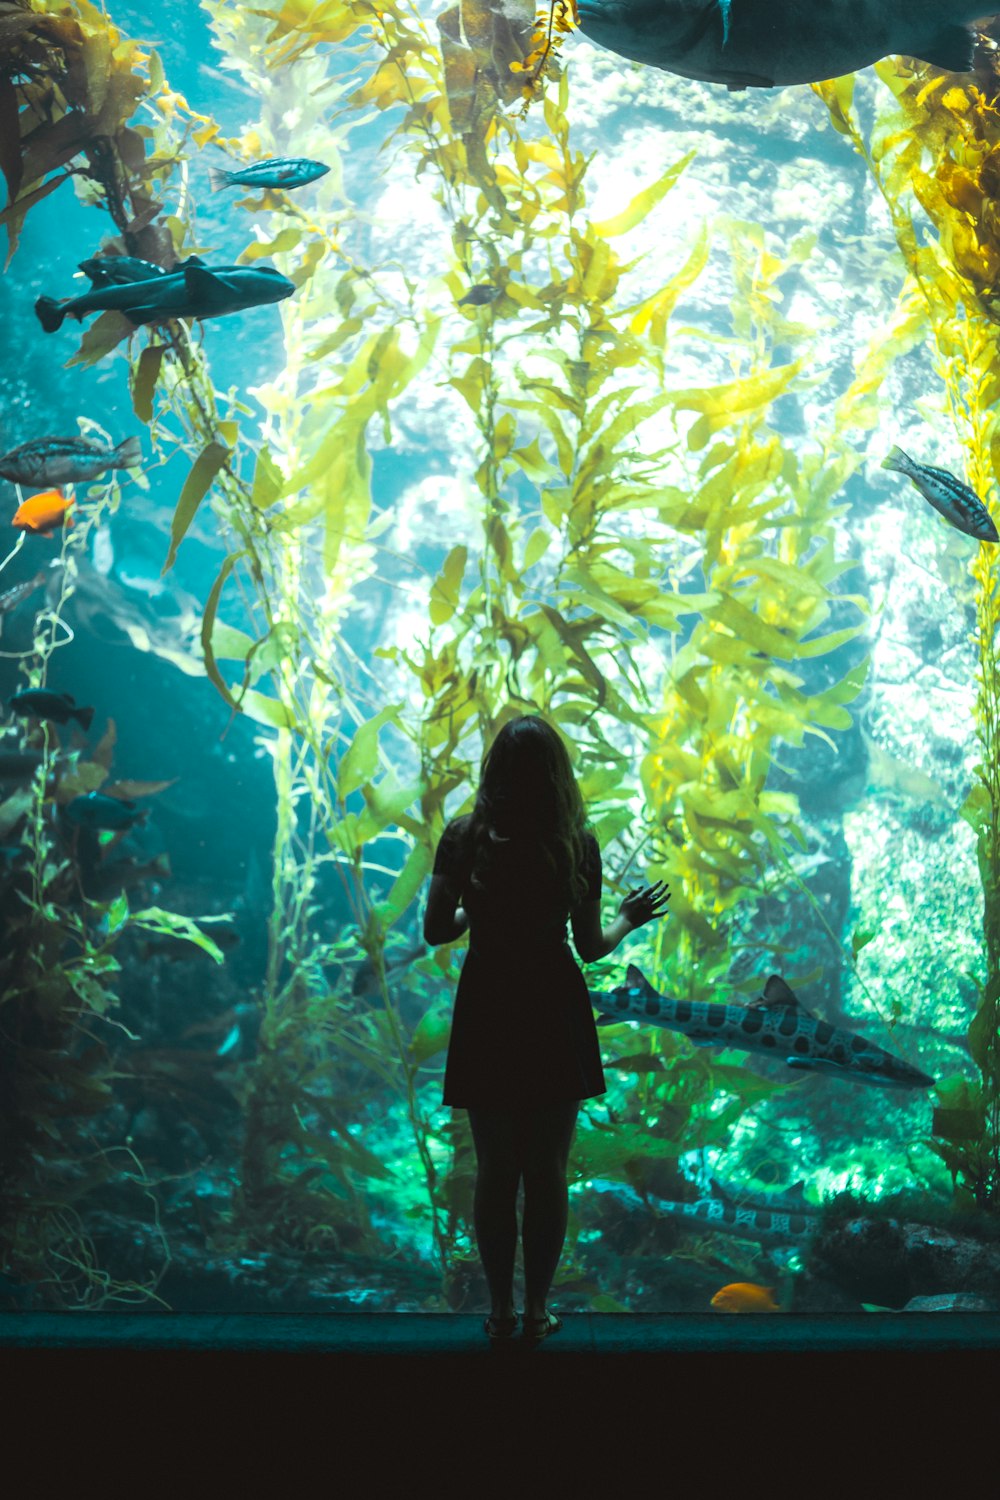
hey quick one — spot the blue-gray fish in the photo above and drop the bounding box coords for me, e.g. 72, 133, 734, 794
35, 262, 294, 333
63, 792, 148, 831
0, 434, 141, 487
207, 158, 329, 192
881, 446, 998, 543
78, 256, 169, 287
592, 965, 935, 1089
574, 1, 984, 90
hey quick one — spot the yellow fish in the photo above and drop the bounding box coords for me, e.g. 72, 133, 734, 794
710, 1282, 781, 1314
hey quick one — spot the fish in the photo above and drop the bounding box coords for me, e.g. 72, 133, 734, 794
0, 435, 142, 488
78, 256, 168, 287
710, 1282, 781, 1313
584, 1178, 817, 1245
352, 942, 427, 997
574, 1, 984, 90
63, 792, 149, 831
0, 572, 46, 637
457, 285, 501, 306
11, 490, 72, 536
8, 689, 94, 731
207, 158, 330, 192
35, 262, 295, 333
901, 1294, 998, 1313
881, 446, 998, 543
592, 965, 935, 1090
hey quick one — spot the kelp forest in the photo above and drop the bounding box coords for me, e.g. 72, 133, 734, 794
1, 0, 1000, 1315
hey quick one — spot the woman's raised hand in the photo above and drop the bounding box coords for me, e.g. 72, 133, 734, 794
618, 880, 670, 931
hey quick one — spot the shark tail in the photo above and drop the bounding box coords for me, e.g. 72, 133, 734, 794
35, 296, 67, 333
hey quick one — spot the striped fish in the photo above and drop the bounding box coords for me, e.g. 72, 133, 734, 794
592, 965, 935, 1090
881, 446, 998, 543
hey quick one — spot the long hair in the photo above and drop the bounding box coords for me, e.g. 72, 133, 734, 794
462, 714, 590, 906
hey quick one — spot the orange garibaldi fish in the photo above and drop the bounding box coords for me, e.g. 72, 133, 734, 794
11, 489, 73, 536
710, 1282, 781, 1314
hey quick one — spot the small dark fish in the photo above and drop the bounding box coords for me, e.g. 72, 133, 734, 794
63, 792, 148, 831
78, 256, 168, 287
0, 572, 46, 637
0, 435, 142, 488
457, 285, 500, 307
36, 263, 295, 333
882, 446, 999, 543
9, 689, 93, 731
208, 158, 329, 192
352, 942, 427, 997
0, 750, 43, 780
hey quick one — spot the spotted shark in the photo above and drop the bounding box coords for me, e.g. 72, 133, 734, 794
592, 965, 935, 1090
574, 0, 986, 90
587, 1178, 818, 1245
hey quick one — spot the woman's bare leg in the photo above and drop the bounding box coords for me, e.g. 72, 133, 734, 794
467, 1108, 521, 1320
519, 1102, 578, 1322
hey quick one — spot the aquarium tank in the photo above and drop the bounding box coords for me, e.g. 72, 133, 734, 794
1, 0, 999, 1325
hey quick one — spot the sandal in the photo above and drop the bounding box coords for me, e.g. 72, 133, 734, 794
484, 1313, 520, 1342
522, 1311, 562, 1342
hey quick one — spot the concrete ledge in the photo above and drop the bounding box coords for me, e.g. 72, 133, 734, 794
3, 1310, 1000, 1353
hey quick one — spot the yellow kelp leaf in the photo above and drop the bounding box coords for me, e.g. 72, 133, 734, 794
629, 223, 711, 345
673, 362, 802, 424
131, 344, 165, 424
523, 527, 551, 568
409, 1005, 451, 1066
251, 446, 283, 510
429, 544, 468, 625
377, 841, 434, 924
339, 704, 403, 799
591, 151, 695, 238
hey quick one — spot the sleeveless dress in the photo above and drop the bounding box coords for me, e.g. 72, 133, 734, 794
433, 815, 607, 1109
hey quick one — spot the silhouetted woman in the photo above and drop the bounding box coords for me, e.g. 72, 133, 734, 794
423, 714, 669, 1343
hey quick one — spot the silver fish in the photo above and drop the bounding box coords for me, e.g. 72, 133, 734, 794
592, 965, 935, 1090
881, 446, 998, 543
0, 435, 142, 488
584, 1179, 817, 1245
574, 1, 983, 90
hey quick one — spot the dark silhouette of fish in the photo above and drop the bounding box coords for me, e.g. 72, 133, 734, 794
8, 689, 93, 731
35, 262, 294, 332
63, 792, 149, 831
593, 964, 935, 1089
574, 1, 984, 90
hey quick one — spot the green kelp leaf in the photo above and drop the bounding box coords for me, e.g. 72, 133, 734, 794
589, 1293, 630, 1313
67, 310, 135, 368
131, 345, 165, 424
0, 787, 33, 840
162, 439, 230, 575
210, 621, 255, 662
932, 1105, 985, 1143
376, 841, 433, 924
968, 997, 999, 1080
201, 552, 246, 712
429, 544, 467, 625
363, 773, 424, 834
239, 690, 298, 730
590, 151, 695, 237
238, 226, 301, 263
338, 703, 403, 798
960, 781, 991, 838
251, 446, 283, 510
523, 528, 551, 569
536, 604, 607, 706
55, 760, 109, 800
128, 906, 227, 962
409, 1006, 451, 1066
850, 926, 878, 959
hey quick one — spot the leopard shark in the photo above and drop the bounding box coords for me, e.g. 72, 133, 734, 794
592, 965, 935, 1089
574, 0, 988, 90
588, 1178, 818, 1245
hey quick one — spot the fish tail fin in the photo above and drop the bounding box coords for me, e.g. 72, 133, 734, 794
208, 166, 233, 193
113, 436, 142, 470
881, 445, 912, 475
35, 297, 66, 333
74, 704, 95, 732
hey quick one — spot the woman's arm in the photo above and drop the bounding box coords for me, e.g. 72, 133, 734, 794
571, 881, 669, 964
423, 874, 469, 946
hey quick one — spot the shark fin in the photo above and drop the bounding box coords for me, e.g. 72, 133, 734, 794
625, 963, 654, 993
595, 1013, 618, 1028
183, 264, 227, 300
762, 974, 802, 1010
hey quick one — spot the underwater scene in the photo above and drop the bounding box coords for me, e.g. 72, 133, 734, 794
2, 0, 1000, 1323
